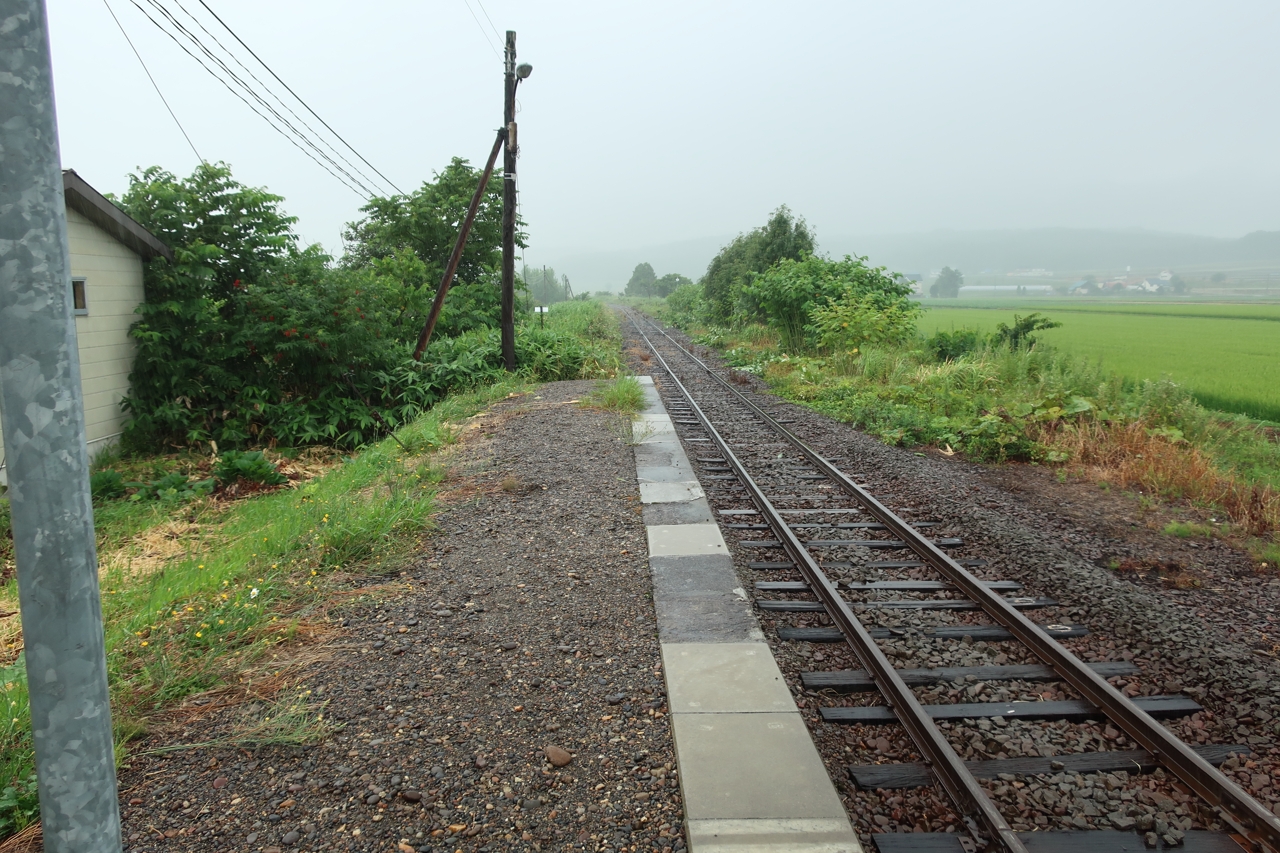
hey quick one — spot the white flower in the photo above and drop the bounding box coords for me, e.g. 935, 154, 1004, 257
250, 588, 260, 599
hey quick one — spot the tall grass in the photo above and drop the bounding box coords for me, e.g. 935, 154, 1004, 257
687, 320, 1280, 542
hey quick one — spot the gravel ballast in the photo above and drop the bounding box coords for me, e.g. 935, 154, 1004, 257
114, 381, 685, 853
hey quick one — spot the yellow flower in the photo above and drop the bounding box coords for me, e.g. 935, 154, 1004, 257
195, 632, 203, 638
140, 641, 149, 647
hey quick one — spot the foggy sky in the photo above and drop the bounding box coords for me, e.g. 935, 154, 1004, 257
46, 1, 1280, 286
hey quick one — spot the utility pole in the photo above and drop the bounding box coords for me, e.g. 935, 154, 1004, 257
0, 3, 122, 852
500, 30, 518, 371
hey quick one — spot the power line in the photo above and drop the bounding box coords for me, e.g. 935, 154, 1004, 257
128, 0, 375, 196
169, 0, 395, 196
473, 0, 504, 43
195, 0, 406, 196
141, 0, 380, 196
102, 0, 204, 164
460, 0, 500, 57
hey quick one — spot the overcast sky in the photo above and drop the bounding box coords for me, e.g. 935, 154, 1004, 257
47, 0, 1280, 278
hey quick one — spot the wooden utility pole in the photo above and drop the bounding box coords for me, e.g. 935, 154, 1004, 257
413, 126, 505, 360
500, 30, 518, 370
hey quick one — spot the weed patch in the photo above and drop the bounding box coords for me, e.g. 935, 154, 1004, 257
583, 375, 645, 416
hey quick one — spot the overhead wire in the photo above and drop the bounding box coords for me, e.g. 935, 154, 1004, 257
473, 0, 504, 43
137, 0, 379, 196
167, 0, 394, 197
460, 0, 500, 57
126, 0, 371, 196
102, 0, 205, 164
194, 0, 405, 196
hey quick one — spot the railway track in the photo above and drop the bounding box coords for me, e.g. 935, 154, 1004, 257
626, 309, 1280, 853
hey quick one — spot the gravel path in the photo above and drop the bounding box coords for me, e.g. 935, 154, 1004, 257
625, 316, 1280, 845
115, 381, 685, 853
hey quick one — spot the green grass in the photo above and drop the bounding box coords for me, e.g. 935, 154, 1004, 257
1163, 520, 1216, 539
0, 378, 523, 830
584, 375, 645, 416
922, 305, 1280, 421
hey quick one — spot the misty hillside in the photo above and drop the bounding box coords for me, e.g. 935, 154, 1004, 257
826, 228, 1280, 276
544, 229, 1280, 291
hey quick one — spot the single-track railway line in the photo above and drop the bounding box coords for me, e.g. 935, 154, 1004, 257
627, 309, 1280, 853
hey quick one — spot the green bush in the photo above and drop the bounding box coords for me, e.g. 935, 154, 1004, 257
0, 773, 39, 836
740, 255, 917, 352
115, 161, 530, 451
810, 293, 920, 353
213, 451, 288, 487
128, 472, 215, 503
90, 469, 127, 500
925, 328, 985, 362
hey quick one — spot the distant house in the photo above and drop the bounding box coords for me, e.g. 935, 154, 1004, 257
0, 170, 171, 482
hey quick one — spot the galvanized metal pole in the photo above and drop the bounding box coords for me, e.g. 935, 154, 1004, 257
0, 2, 122, 851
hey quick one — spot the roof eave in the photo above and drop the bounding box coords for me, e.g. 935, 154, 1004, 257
62, 169, 174, 262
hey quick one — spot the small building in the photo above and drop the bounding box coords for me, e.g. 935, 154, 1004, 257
0, 170, 171, 482
957, 285, 1055, 296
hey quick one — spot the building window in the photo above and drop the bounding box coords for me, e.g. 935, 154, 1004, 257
71, 277, 88, 315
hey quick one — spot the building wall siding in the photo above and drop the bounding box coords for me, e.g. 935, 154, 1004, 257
0, 207, 143, 470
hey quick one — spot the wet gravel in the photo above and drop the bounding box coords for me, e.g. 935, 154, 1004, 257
626, 313, 1280, 845
116, 381, 685, 853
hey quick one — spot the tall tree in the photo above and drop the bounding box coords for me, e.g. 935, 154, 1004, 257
624, 262, 658, 297
930, 266, 963, 298
342, 157, 523, 287
654, 272, 693, 298
701, 206, 814, 322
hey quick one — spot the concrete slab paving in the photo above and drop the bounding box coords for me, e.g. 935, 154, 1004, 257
663, 642, 794, 714
687, 818, 861, 853
647, 523, 728, 557
643, 499, 715, 526
640, 481, 705, 504
637, 463, 696, 484
671, 712, 850, 821
653, 596, 761, 644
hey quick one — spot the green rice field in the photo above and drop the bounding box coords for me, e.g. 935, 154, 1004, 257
921, 303, 1280, 422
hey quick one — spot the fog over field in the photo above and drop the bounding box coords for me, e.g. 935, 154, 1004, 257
46, 1, 1280, 289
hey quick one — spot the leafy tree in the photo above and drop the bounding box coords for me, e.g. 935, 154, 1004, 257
342, 157, 521, 282
1211, 272, 1227, 284
116, 162, 298, 298
701, 206, 815, 322
624, 262, 658, 297
991, 313, 1061, 349
930, 266, 963, 298
740, 255, 914, 352
810, 295, 921, 353
665, 283, 703, 324
523, 264, 568, 306
654, 272, 692, 298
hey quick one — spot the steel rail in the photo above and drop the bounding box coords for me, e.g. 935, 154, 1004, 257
634, 310, 1280, 853
630, 315, 1029, 853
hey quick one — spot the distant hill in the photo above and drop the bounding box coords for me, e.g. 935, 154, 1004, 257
824, 228, 1280, 276
540, 228, 1280, 292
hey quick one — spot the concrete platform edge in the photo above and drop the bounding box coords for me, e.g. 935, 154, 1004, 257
633, 371, 862, 853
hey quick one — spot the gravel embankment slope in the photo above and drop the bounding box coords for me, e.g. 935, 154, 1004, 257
114, 380, 684, 853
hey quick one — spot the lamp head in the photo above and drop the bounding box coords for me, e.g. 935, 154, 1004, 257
516, 63, 533, 80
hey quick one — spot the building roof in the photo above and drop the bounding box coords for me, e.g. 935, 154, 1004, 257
62, 169, 173, 262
